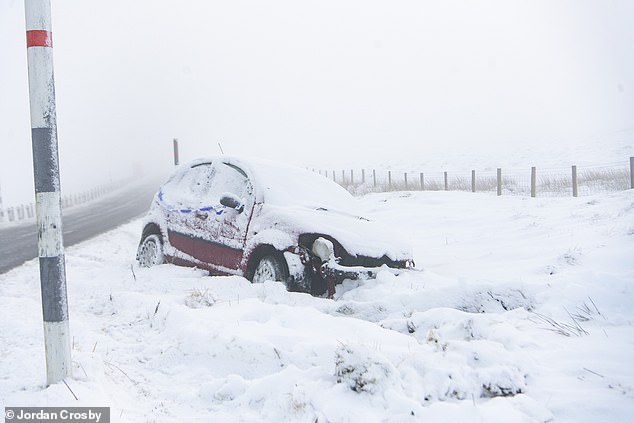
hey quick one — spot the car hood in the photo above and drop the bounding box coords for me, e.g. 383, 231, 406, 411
253, 203, 412, 261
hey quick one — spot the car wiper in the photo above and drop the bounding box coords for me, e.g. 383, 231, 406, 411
313, 206, 370, 221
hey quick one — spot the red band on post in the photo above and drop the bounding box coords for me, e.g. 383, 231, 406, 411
27, 30, 53, 48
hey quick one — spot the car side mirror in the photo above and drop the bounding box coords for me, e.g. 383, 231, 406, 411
220, 193, 244, 213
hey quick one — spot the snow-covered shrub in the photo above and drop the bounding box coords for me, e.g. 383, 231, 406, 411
459, 288, 533, 313
184, 287, 216, 308
379, 308, 530, 401
334, 343, 392, 393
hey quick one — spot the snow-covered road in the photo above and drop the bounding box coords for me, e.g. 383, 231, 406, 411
0, 178, 158, 274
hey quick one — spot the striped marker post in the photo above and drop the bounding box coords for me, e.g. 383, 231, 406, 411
0, 182, 4, 222
25, 0, 72, 385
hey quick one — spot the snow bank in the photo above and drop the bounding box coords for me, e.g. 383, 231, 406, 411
1, 190, 632, 422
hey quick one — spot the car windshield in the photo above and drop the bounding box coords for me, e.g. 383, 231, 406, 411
245, 159, 359, 213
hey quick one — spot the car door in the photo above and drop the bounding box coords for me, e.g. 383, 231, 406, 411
159, 163, 217, 262
189, 162, 254, 273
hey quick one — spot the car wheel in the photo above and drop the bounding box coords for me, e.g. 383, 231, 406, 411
138, 233, 164, 267
252, 254, 289, 285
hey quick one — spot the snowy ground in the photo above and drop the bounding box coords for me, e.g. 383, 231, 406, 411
1, 189, 633, 422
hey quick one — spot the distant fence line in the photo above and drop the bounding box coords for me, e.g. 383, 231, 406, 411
0, 182, 118, 224
314, 157, 634, 198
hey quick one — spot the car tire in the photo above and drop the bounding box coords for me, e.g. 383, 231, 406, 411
251, 253, 289, 285
137, 233, 164, 267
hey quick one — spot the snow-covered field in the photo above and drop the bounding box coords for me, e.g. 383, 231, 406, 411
1, 189, 633, 422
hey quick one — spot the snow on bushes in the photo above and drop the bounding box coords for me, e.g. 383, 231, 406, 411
334, 343, 393, 393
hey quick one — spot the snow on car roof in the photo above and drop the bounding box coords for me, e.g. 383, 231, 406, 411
194, 155, 359, 212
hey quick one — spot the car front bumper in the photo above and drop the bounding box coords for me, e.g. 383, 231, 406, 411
285, 241, 415, 297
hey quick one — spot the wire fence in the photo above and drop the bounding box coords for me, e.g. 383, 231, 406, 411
316, 157, 634, 198
3, 159, 631, 224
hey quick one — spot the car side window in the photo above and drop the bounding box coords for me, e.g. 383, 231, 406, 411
160, 162, 252, 212
207, 163, 253, 209
160, 163, 216, 210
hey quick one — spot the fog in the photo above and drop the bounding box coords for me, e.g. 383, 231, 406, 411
1, 0, 633, 206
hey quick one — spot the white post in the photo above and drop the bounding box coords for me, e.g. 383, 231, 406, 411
25, 0, 71, 385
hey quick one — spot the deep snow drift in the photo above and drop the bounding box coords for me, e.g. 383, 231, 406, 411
0, 189, 632, 422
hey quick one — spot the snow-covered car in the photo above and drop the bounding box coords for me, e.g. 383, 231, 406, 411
137, 156, 414, 296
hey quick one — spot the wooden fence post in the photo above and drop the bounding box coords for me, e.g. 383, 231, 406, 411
342, 170, 346, 184
444, 171, 448, 191
497, 168, 502, 196
572, 165, 578, 197
333, 170, 336, 182
373, 169, 376, 187
404, 172, 408, 189
362, 169, 365, 184
630, 157, 634, 189
531, 166, 536, 198
388, 171, 392, 190
471, 170, 476, 193
173, 138, 180, 166
420, 172, 424, 191
351, 169, 354, 185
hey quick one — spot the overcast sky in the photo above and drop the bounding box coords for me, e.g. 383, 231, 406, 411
1, 0, 633, 205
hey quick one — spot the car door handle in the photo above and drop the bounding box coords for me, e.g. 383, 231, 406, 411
195, 211, 208, 220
